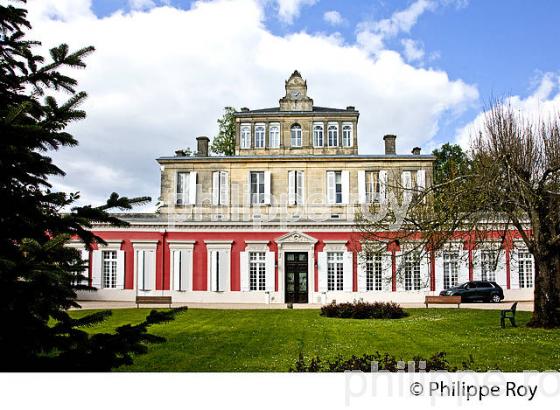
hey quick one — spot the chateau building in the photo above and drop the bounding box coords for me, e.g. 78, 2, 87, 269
76, 71, 535, 304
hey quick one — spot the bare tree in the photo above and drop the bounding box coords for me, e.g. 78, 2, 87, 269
357, 102, 560, 328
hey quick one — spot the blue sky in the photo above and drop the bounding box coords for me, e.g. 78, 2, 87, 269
27, 0, 560, 205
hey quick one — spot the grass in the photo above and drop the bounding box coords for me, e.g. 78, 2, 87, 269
69, 308, 560, 372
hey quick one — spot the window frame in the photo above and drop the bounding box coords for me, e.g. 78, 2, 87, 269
518, 249, 534, 288
365, 253, 383, 291
250, 171, 266, 205
254, 123, 265, 148
443, 251, 459, 289
327, 251, 344, 291
327, 123, 338, 147
290, 124, 302, 147
102, 250, 118, 289
249, 251, 266, 291
313, 123, 324, 147
176, 171, 190, 205
240, 124, 251, 149
342, 123, 352, 147
404, 252, 422, 291
269, 123, 280, 148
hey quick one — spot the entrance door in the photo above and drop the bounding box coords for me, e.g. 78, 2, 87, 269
285, 252, 308, 303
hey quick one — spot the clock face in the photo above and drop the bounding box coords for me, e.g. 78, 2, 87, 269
291, 90, 301, 98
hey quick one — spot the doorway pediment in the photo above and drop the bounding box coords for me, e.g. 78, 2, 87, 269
275, 231, 318, 245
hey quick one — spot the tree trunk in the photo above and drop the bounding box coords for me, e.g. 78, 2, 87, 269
529, 253, 560, 328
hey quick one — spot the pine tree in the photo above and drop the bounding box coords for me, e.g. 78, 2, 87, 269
0, 0, 186, 370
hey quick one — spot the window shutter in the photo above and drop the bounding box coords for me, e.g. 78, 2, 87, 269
326, 171, 335, 204
296, 171, 304, 205
401, 171, 412, 202
240, 251, 249, 291
220, 171, 229, 205
79, 250, 89, 286
212, 171, 220, 206
379, 170, 387, 203
209, 250, 218, 292
188, 171, 197, 205
246, 172, 252, 206
419, 252, 430, 289
381, 253, 391, 291
218, 250, 229, 292
472, 250, 480, 280
343, 251, 353, 291
317, 252, 328, 292
357, 171, 366, 204
434, 253, 444, 292
91, 250, 102, 288
172, 250, 182, 291
137, 250, 145, 290
264, 171, 271, 204
458, 250, 469, 284
416, 170, 426, 190
341, 171, 350, 204
357, 252, 367, 291
288, 170, 295, 205
265, 251, 275, 292
116, 250, 125, 289
495, 250, 507, 287
394, 251, 404, 291
509, 249, 519, 289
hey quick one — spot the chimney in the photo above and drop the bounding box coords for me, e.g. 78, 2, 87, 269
412, 147, 421, 155
196, 136, 210, 157
383, 134, 397, 155
346, 106, 355, 111
240, 107, 250, 112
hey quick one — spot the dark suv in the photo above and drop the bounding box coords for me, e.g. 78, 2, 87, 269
439, 281, 504, 303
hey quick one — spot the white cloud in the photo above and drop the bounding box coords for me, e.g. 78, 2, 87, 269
275, 0, 318, 24
26, 0, 478, 207
401, 38, 425, 62
323, 10, 343, 26
455, 73, 560, 149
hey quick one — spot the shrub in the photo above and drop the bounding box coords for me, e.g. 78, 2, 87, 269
290, 351, 475, 372
320, 301, 408, 319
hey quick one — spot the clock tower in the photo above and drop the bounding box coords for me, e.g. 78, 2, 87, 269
279, 70, 314, 112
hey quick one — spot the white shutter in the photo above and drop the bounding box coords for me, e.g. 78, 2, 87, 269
326, 171, 335, 204
401, 171, 412, 202
317, 252, 328, 292
264, 171, 271, 205
416, 170, 426, 190
495, 249, 507, 287
379, 170, 387, 203
246, 172, 252, 206
265, 251, 275, 292
357, 170, 366, 204
509, 249, 519, 289
240, 251, 249, 291
419, 252, 430, 289
297, 171, 304, 205
357, 252, 367, 291
458, 250, 470, 284
188, 171, 197, 205
91, 250, 102, 288
209, 250, 218, 292
394, 251, 404, 291
434, 253, 444, 292
382, 253, 391, 291
341, 171, 350, 204
116, 250, 125, 289
220, 171, 229, 205
343, 251, 353, 292
212, 171, 220, 205
472, 250, 480, 280
137, 250, 145, 290
79, 250, 89, 285
218, 250, 230, 292
288, 170, 295, 205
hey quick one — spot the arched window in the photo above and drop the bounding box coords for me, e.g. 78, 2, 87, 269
328, 124, 338, 147
269, 124, 280, 148
291, 124, 302, 147
241, 125, 251, 149
313, 123, 324, 147
255, 125, 265, 148
342, 124, 352, 147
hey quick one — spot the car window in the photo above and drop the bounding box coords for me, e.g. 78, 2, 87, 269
479, 282, 492, 288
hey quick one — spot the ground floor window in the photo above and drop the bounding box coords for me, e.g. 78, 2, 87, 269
366, 254, 382, 291
480, 250, 496, 281
327, 252, 344, 291
102, 250, 117, 288
249, 252, 266, 291
404, 252, 421, 290
518, 249, 534, 288
443, 251, 459, 289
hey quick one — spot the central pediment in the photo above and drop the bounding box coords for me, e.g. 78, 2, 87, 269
275, 231, 318, 244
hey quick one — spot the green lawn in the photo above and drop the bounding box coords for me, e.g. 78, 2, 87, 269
69, 308, 560, 372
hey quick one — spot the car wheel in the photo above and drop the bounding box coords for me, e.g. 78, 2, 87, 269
491, 294, 501, 303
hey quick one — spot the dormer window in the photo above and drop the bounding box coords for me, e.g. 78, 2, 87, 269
269, 123, 280, 148
241, 125, 251, 149
342, 123, 352, 147
313, 123, 324, 147
255, 124, 265, 148
328, 124, 338, 147
291, 124, 302, 147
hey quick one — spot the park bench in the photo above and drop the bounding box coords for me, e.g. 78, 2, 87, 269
135, 295, 172, 308
425, 295, 462, 308
500, 302, 518, 328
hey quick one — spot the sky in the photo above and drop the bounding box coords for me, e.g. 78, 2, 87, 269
23, 0, 560, 208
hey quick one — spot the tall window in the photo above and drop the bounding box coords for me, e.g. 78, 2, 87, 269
250, 171, 265, 205
404, 253, 421, 291
327, 171, 343, 204
366, 254, 383, 291
313, 123, 324, 147
291, 124, 302, 147
241, 125, 251, 149
289, 170, 304, 205
518, 249, 534, 288
365, 171, 381, 203
269, 124, 280, 148
480, 250, 497, 281
327, 124, 338, 147
213, 171, 228, 206
342, 124, 352, 147
102, 250, 117, 289
255, 125, 265, 148
249, 252, 266, 291
443, 252, 459, 289
176, 171, 190, 205
327, 252, 344, 291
